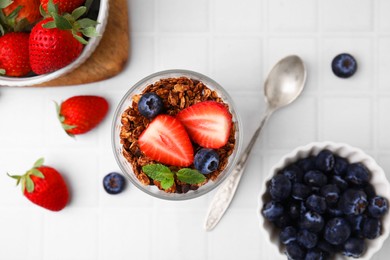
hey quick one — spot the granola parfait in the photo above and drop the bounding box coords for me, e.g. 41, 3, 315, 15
112, 70, 242, 200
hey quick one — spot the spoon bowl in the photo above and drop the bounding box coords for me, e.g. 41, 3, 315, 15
265, 55, 307, 110
204, 55, 307, 231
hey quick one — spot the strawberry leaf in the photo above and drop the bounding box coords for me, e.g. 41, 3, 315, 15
72, 32, 88, 44
0, 0, 13, 8
25, 175, 34, 193
72, 6, 86, 20
42, 21, 56, 29
30, 169, 45, 178
77, 18, 98, 28
33, 158, 44, 168
142, 164, 175, 189
47, 0, 58, 15
85, 0, 93, 11
52, 12, 72, 30
176, 168, 206, 184
81, 27, 99, 38
0, 69, 5, 75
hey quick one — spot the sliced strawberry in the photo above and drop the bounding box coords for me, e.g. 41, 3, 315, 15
176, 101, 232, 149
138, 114, 194, 167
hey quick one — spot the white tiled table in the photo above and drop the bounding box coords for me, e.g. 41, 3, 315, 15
1, 0, 390, 259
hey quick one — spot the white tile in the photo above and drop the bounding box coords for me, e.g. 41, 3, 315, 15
43, 209, 98, 260
99, 209, 152, 260
214, 0, 263, 33
0, 209, 43, 260
320, 0, 373, 32
156, 0, 209, 32
320, 37, 373, 92
377, 97, 390, 149
156, 36, 209, 73
212, 37, 263, 92
320, 97, 373, 149
378, 0, 390, 32
268, 0, 318, 32
378, 37, 390, 91
129, 0, 155, 32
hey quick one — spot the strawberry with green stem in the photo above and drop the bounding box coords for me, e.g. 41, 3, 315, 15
8, 158, 69, 212
0, 32, 31, 76
29, 0, 99, 74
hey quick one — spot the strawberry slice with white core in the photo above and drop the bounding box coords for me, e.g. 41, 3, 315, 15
138, 114, 194, 167
176, 101, 233, 149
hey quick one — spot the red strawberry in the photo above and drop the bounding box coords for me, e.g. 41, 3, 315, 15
138, 114, 194, 167
56, 95, 109, 136
8, 158, 69, 211
176, 101, 233, 149
29, 18, 84, 75
41, 0, 85, 14
0, 32, 31, 77
2, 0, 41, 25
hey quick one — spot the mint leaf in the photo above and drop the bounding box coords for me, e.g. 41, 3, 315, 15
176, 168, 206, 184
142, 164, 175, 189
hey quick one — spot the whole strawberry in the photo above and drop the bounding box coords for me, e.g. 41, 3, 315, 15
56, 95, 109, 136
2, 0, 41, 25
41, 0, 85, 14
0, 32, 31, 77
8, 158, 69, 211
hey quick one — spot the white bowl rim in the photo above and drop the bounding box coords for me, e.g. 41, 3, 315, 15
257, 141, 390, 260
0, 0, 109, 87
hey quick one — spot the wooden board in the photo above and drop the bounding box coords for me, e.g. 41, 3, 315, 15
35, 0, 129, 87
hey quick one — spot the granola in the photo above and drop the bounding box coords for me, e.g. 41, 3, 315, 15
120, 77, 236, 194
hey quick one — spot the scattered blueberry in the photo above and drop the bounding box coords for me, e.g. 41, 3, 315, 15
194, 148, 219, 174
315, 150, 335, 172
331, 53, 358, 78
103, 172, 126, 194
285, 241, 306, 260
298, 229, 318, 249
333, 156, 349, 176
320, 184, 340, 205
368, 196, 388, 218
282, 164, 303, 183
343, 237, 366, 258
280, 226, 297, 245
324, 217, 351, 245
292, 183, 311, 200
339, 189, 368, 215
306, 194, 327, 214
262, 201, 284, 221
269, 174, 292, 201
345, 163, 370, 186
138, 92, 164, 118
363, 217, 381, 239
300, 211, 325, 233
304, 170, 328, 187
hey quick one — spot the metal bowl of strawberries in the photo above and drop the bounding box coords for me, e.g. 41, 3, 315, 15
112, 70, 243, 200
0, 0, 109, 87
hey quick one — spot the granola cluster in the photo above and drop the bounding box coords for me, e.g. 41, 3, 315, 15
120, 77, 236, 194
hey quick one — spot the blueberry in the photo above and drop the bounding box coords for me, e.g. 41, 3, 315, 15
304, 170, 328, 187
339, 189, 368, 215
317, 240, 336, 257
288, 201, 301, 220
324, 217, 351, 245
273, 214, 292, 229
364, 183, 377, 199
285, 241, 306, 260
347, 214, 366, 238
315, 150, 335, 172
306, 194, 327, 214
363, 217, 381, 239
194, 148, 219, 174
269, 174, 292, 201
297, 229, 318, 249
320, 184, 340, 206
343, 237, 366, 258
345, 163, 370, 186
262, 201, 284, 221
296, 156, 316, 172
282, 164, 303, 183
368, 196, 389, 218
138, 92, 164, 118
331, 175, 349, 191
292, 183, 311, 200
331, 53, 358, 78
305, 248, 325, 260
280, 226, 297, 245
333, 156, 349, 176
103, 172, 126, 194
300, 211, 325, 233
327, 206, 344, 217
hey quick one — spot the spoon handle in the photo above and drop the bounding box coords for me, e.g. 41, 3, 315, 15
204, 108, 273, 231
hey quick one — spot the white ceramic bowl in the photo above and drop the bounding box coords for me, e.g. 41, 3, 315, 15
112, 69, 243, 200
0, 0, 109, 87
258, 141, 390, 259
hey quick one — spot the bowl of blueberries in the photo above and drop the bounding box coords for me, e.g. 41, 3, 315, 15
259, 142, 390, 259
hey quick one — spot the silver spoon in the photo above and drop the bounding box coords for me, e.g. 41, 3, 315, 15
204, 55, 307, 231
